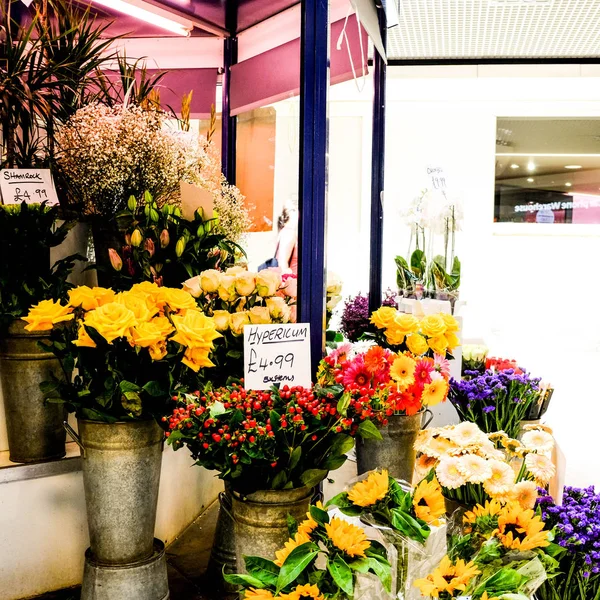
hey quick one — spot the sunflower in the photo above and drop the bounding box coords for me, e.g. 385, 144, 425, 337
421, 378, 449, 407
414, 555, 480, 597
325, 517, 371, 558
296, 501, 323, 538
244, 589, 275, 599
412, 477, 445, 525
274, 532, 312, 567
348, 470, 389, 507
279, 584, 326, 600
495, 503, 550, 551
390, 354, 416, 389
463, 499, 503, 534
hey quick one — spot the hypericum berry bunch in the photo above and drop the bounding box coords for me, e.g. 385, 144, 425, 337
165, 384, 381, 494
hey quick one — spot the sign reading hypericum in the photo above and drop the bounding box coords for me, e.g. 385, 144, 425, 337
0, 169, 59, 206
243, 323, 312, 390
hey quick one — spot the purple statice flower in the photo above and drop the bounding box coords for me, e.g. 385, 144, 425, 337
340, 290, 398, 343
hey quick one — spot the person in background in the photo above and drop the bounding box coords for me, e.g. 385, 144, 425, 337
275, 206, 298, 275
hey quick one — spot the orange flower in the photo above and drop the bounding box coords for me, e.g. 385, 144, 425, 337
325, 517, 370, 558
274, 532, 311, 567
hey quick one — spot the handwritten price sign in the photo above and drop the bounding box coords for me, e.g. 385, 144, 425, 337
243, 323, 312, 390
426, 165, 448, 191
0, 169, 59, 206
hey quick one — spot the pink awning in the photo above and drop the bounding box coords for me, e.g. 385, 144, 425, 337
230, 15, 368, 116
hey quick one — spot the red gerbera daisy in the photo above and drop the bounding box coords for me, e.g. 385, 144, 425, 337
342, 357, 371, 389
414, 359, 434, 386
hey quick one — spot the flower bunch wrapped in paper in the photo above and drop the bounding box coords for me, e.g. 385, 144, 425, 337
182, 266, 296, 386
23, 282, 220, 421
167, 384, 382, 494
328, 470, 448, 599
414, 422, 555, 512
536, 486, 600, 600
225, 504, 392, 599
414, 498, 558, 599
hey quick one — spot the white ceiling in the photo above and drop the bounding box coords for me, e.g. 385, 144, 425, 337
386, 0, 600, 59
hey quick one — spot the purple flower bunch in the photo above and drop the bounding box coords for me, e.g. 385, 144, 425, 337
537, 487, 600, 600
340, 290, 397, 343
449, 368, 541, 438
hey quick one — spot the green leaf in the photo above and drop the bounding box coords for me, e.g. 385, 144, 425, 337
222, 572, 266, 588
142, 380, 165, 397
325, 492, 363, 517
289, 446, 302, 470
366, 557, 392, 593
272, 470, 288, 490
210, 400, 227, 417
270, 410, 281, 433
309, 505, 330, 525
276, 543, 319, 592
322, 454, 347, 470
390, 508, 430, 544
329, 433, 355, 456
119, 380, 141, 393
121, 391, 142, 417
300, 469, 329, 488
357, 420, 383, 440
336, 392, 351, 416
244, 556, 280, 588
286, 514, 299, 537
327, 555, 353, 596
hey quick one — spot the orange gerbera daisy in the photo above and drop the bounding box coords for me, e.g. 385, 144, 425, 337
495, 503, 550, 551
274, 532, 312, 567
348, 470, 389, 507
412, 477, 445, 525
325, 517, 371, 558
363, 345, 387, 374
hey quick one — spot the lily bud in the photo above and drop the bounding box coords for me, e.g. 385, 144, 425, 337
144, 190, 152, 204
108, 248, 123, 272
144, 238, 155, 257
175, 237, 186, 257
124, 233, 132, 246
150, 208, 159, 223
196, 223, 205, 237
127, 195, 137, 212
131, 228, 143, 247
159, 229, 170, 248
173, 207, 182, 218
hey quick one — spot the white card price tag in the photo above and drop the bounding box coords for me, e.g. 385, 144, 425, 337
0, 169, 59, 206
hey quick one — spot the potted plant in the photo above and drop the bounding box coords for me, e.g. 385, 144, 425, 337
166, 384, 382, 573
23, 283, 220, 594
225, 503, 393, 599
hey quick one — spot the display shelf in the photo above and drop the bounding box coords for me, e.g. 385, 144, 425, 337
0, 442, 81, 485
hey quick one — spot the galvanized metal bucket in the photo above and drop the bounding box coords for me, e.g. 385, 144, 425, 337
356, 410, 433, 483
0, 320, 66, 463
81, 538, 169, 600
232, 486, 313, 570
66, 418, 164, 565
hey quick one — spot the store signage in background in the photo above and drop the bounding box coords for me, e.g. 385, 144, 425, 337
0, 169, 59, 206
243, 323, 312, 391
427, 165, 449, 191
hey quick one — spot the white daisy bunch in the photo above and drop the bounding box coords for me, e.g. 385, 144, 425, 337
414, 422, 555, 510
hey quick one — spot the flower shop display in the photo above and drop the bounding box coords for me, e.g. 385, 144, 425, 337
0, 202, 82, 463
414, 422, 556, 516
166, 384, 382, 571
318, 333, 454, 481
328, 471, 447, 599
339, 291, 398, 343
225, 504, 393, 599
414, 499, 555, 599
461, 344, 489, 375
537, 486, 600, 600
182, 266, 296, 387
24, 283, 219, 598
449, 368, 542, 439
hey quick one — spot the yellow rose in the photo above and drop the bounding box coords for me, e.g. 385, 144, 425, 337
370, 306, 397, 330
73, 323, 96, 348
149, 341, 167, 361
230, 311, 250, 336
218, 275, 237, 302
235, 272, 257, 296
129, 282, 163, 306
249, 306, 271, 324
68, 286, 108, 311
444, 331, 460, 351
182, 346, 214, 372
256, 270, 281, 297
226, 266, 246, 276
151, 316, 175, 338
84, 303, 137, 343
182, 275, 202, 298
161, 288, 198, 313
171, 310, 221, 349
385, 327, 405, 346
115, 291, 158, 323
266, 297, 291, 323
406, 333, 428, 356
23, 300, 74, 332
130, 321, 165, 348
92, 287, 116, 307
442, 313, 459, 332
419, 314, 447, 338
394, 313, 419, 335
212, 310, 231, 332
200, 269, 221, 294
428, 335, 449, 356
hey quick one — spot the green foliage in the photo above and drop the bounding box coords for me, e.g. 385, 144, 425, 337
0, 202, 81, 328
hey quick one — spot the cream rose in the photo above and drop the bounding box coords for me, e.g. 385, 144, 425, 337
218, 275, 237, 302
212, 310, 231, 332
200, 269, 221, 294
230, 311, 250, 336
235, 272, 257, 296
266, 297, 291, 323
256, 270, 281, 297
182, 275, 203, 298
249, 306, 271, 324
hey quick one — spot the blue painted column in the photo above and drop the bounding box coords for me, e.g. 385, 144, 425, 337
221, 3, 237, 183
298, 0, 329, 375
368, 8, 387, 314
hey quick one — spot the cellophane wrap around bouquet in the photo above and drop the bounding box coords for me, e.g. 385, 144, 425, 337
225, 504, 393, 599
166, 384, 383, 495
182, 266, 296, 387
414, 422, 556, 512
23, 282, 220, 421
328, 470, 447, 599
413, 497, 558, 600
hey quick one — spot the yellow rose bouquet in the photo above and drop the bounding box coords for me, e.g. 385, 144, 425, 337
182, 266, 296, 386
23, 282, 220, 421
369, 307, 460, 359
